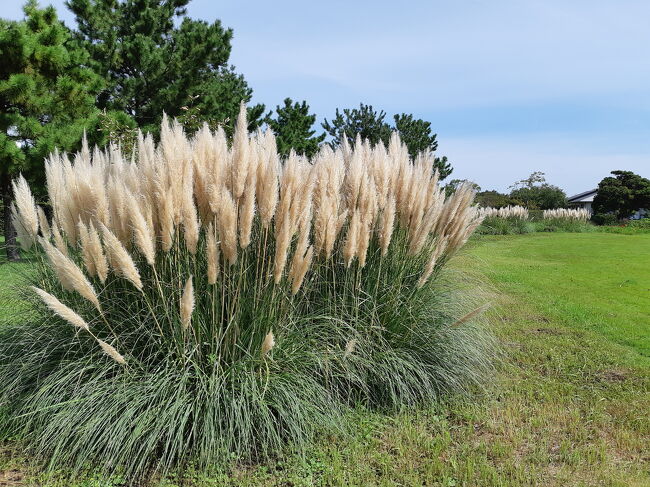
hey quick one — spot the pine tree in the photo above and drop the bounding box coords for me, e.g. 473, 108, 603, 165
0, 1, 101, 261
593, 170, 650, 219
323, 103, 453, 180
66, 0, 265, 134
322, 103, 392, 148
393, 113, 452, 180
266, 98, 325, 158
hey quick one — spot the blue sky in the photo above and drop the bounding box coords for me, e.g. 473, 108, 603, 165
6, 0, 650, 194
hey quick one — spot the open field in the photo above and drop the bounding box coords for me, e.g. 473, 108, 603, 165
0, 232, 648, 486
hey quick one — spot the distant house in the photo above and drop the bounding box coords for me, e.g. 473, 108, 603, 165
567, 189, 597, 213
568, 188, 647, 219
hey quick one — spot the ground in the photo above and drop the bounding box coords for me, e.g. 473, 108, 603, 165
0, 232, 648, 486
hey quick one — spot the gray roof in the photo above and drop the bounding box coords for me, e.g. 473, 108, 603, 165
567, 189, 597, 202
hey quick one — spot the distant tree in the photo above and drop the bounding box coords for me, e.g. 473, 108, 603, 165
265, 98, 325, 158
592, 170, 650, 219
322, 103, 391, 148
66, 0, 265, 135
508, 172, 567, 210
393, 113, 452, 179
445, 179, 480, 197
0, 1, 102, 261
475, 190, 523, 208
510, 171, 546, 190
323, 103, 453, 180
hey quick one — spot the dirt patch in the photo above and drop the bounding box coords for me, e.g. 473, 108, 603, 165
527, 327, 565, 336
596, 369, 629, 383
0, 469, 24, 486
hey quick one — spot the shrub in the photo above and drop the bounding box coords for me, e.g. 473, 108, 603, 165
592, 213, 619, 226
534, 219, 594, 233
598, 217, 650, 234
2, 106, 493, 482
476, 216, 535, 235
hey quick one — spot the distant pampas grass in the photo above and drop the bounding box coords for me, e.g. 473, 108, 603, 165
543, 207, 590, 221
2, 104, 493, 484
478, 205, 529, 220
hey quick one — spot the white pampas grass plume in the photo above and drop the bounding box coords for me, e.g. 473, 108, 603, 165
97, 338, 127, 365
416, 238, 448, 288
88, 222, 108, 283
39, 237, 101, 312
543, 208, 590, 221
127, 192, 156, 265
343, 211, 360, 267
10, 202, 33, 250
257, 131, 279, 228
291, 245, 313, 295
78, 219, 96, 277
231, 102, 250, 199
379, 196, 396, 256
206, 223, 219, 285
239, 156, 257, 248
181, 162, 199, 254
216, 189, 238, 266
343, 338, 357, 359
261, 330, 275, 358
37, 206, 51, 238
31, 286, 89, 331
51, 220, 68, 256
273, 217, 291, 284
180, 276, 194, 330
11, 174, 39, 239
159, 186, 175, 252
100, 224, 143, 290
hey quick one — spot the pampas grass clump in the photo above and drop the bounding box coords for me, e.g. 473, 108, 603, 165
1, 104, 493, 482
543, 208, 590, 221
478, 205, 529, 220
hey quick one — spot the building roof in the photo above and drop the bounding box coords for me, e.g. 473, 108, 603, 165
568, 189, 597, 203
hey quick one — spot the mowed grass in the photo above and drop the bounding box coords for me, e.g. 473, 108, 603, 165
0, 233, 648, 486
469, 232, 650, 359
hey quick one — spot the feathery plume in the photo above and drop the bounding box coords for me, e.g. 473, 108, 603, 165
216, 189, 238, 266
231, 103, 250, 199
261, 330, 275, 358
37, 206, 51, 238
97, 338, 127, 365
100, 224, 143, 290
416, 238, 448, 288
78, 219, 96, 277
206, 223, 220, 285
343, 338, 357, 359
31, 286, 89, 331
88, 222, 108, 283
11, 174, 39, 239
127, 192, 156, 265
10, 202, 33, 250
291, 246, 313, 295
51, 220, 68, 256
180, 276, 194, 330
239, 151, 257, 248
39, 237, 101, 312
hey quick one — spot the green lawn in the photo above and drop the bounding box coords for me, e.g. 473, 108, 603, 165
468, 232, 650, 360
1, 233, 648, 486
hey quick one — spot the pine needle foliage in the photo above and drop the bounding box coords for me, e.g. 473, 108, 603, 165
1, 104, 493, 483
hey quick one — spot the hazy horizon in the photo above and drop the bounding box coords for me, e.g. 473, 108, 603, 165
5, 0, 649, 196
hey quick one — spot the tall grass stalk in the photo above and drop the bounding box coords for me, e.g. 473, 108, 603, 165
2, 104, 493, 482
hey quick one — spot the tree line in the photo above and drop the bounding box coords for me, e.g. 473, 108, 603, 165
0, 0, 452, 261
